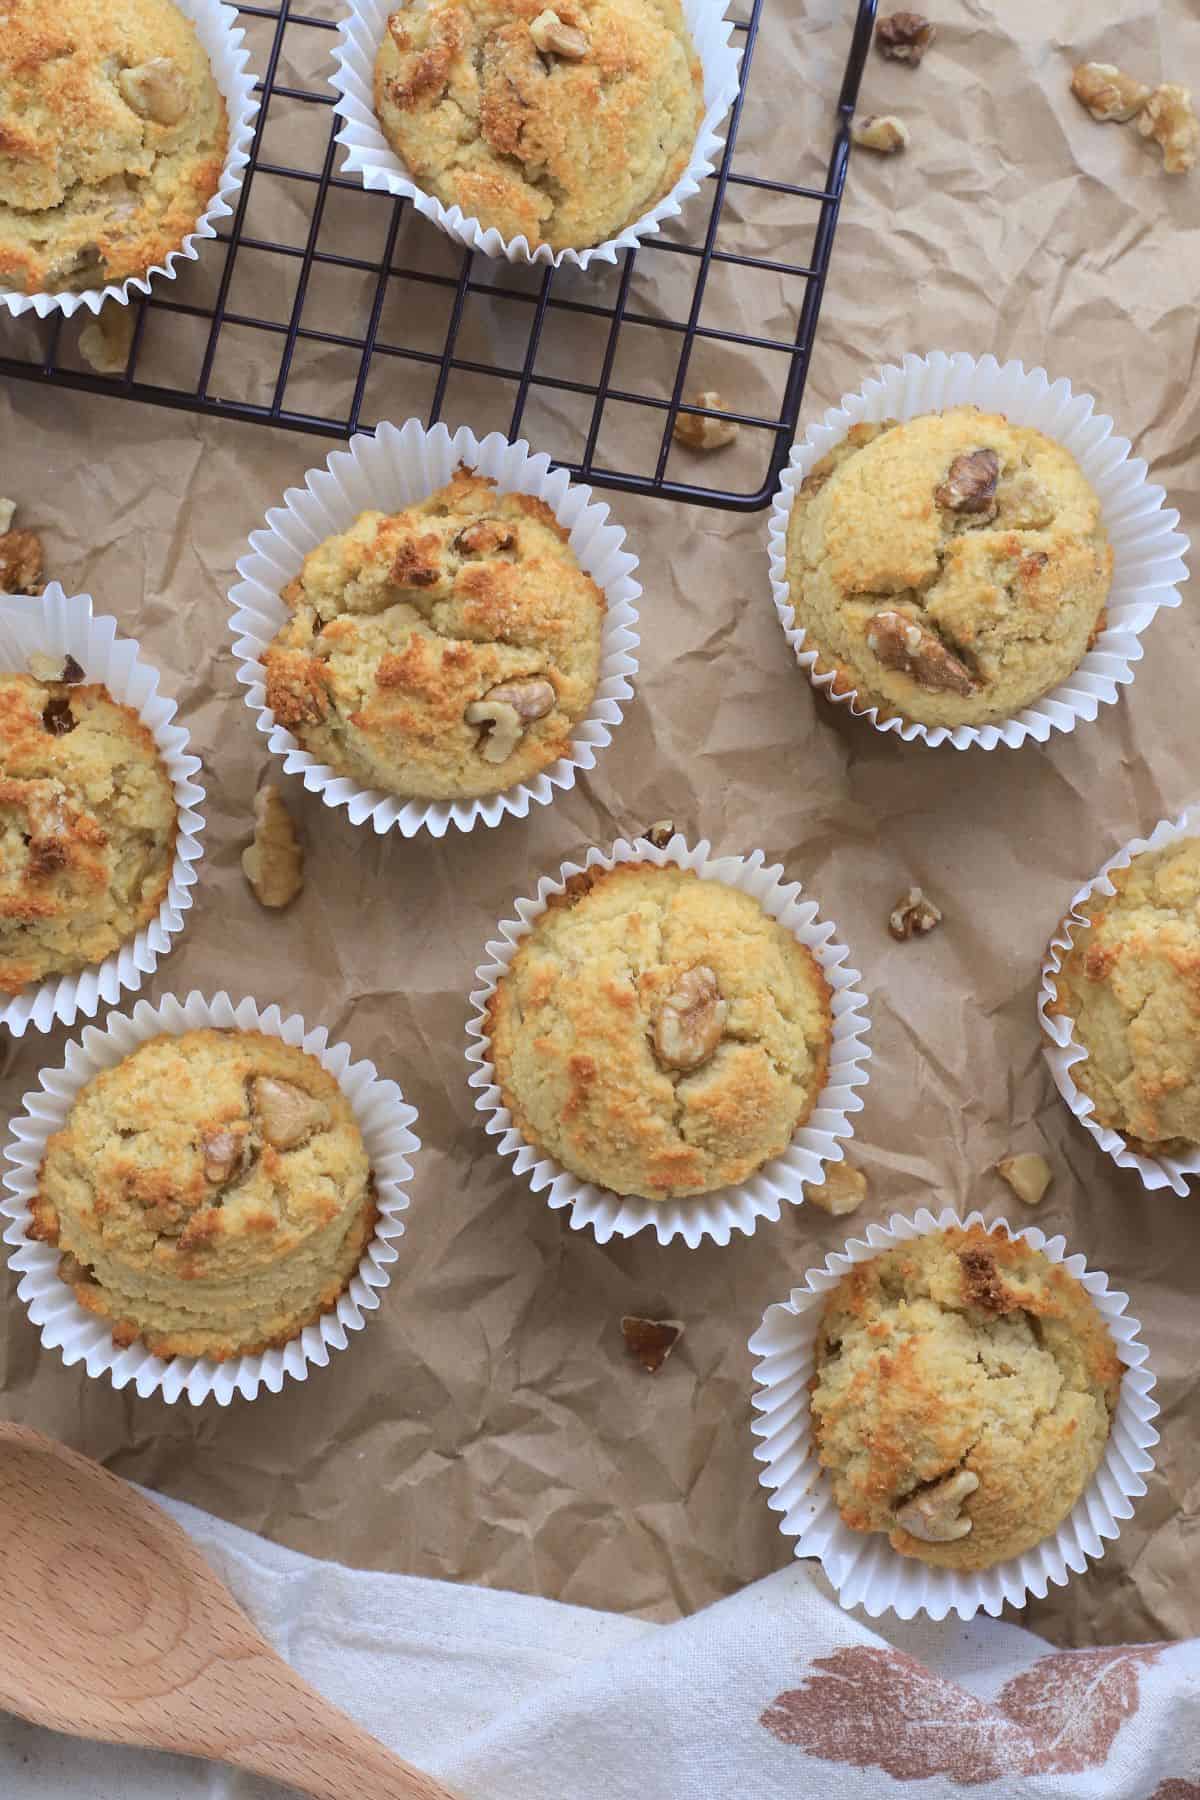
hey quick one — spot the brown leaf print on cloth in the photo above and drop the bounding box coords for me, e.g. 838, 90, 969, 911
761, 1644, 1164, 1786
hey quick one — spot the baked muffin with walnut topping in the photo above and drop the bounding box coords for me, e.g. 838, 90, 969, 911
487, 862, 833, 1199
785, 407, 1113, 729
31, 1029, 376, 1361
810, 1224, 1121, 1571
373, 0, 705, 252
1045, 834, 1200, 1154
263, 467, 606, 802
0, 666, 177, 994
0, 0, 228, 295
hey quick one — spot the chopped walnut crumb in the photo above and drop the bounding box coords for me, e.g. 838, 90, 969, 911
808, 1160, 868, 1216
889, 886, 943, 941
28, 652, 84, 684
79, 306, 136, 376
1138, 84, 1199, 174
851, 115, 909, 154
529, 8, 588, 58
866, 610, 975, 695
995, 1153, 1053, 1207
1070, 62, 1151, 124
673, 392, 739, 451
0, 527, 44, 596
621, 1316, 684, 1373
645, 819, 676, 849
876, 12, 936, 66
242, 785, 304, 909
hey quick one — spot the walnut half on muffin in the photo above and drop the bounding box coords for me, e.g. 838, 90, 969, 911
785, 407, 1113, 729
1045, 834, 1200, 1154
810, 1225, 1121, 1571
263, 467, 606, 802
373, 0, 706, 252
30, 1030, 377, 1362
487, 862, 834, 1199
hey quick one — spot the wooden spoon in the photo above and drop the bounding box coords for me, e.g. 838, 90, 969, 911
0, 1425, 465, 1800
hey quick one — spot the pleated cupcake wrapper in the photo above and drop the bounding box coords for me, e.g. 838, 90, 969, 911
1039, 809, 1199, 1196
0, 587, 205, 1038
767, 351, 1190, 751
749, 1207, 1159, 1623
229, 419, 641, 837
1, 991, 421, 1405
331, 0, 741, 269
0, 0, 259, 320
465, 834, 872, 1247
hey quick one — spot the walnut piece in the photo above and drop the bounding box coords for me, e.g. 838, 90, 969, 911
876, 12, 936, 65
645, 819, 676, 849
252, 1076, 328, 1150
529, 9, 588, 57
1070, 62, 1151, 124
118, 57, 190, 125
888, 885, 943, 941
995, 1152, 1053, 1207
621, 1316, 684, 1374
866, 610, 975, 696
935, 447, 1000, 514
1138, 84, 1199, 174
895, 1469, 979, 1543
0, 498, 14, 536
808, 1160, 868, 1216
201, 1127, 243, 1184
851, 115, 910, 154
652, 964, 728, 1072
673, 392, 739, 451
242, 784, 304, 909
465, 679, 555, 763
79, 306, 135, 376
28, 652, 84, 684
0, 528, 44, 596
453, 518, 515, 556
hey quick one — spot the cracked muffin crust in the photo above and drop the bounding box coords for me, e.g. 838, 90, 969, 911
784, 407, 1113, 728
1045, 835, 1200, 1153
373, 0, 705, 252
262, 467, 606, 802
486, 861, 833, 1199
0, 0, 228, 295
0, 672, 176, 995
30, 1029, 377, 1361
810, 1224, 1121, 1571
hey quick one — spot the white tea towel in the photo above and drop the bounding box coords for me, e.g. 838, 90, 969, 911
1, 1491, 1196, 1799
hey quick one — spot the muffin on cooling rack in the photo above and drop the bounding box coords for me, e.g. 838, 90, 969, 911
31, 1029, 377, 1361
810, 1223, 1121, 1571
262, 466, 606, 801
0, 0, 228, 295
373, 0, 705, 252
1045, 833, 1200, 1154
784, 407, 1113, 729
0, 666, 176, 994
486, 861, 833, 1199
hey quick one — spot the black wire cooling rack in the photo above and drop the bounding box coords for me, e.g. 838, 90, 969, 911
0, 0, 877, 510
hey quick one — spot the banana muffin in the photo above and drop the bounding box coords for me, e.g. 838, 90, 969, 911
263, 467, 606, 802
30, 1029, 377, 1361
1045, 834, 1200, 1153
785, 407, 1113, 729
373, 0, 705, 252
0, 668, 177, 995
0, 0, 228, 295
810, 1224, 1121, 1572
487, 861, 833, 1199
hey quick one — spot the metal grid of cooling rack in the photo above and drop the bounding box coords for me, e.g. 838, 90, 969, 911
0, 0, 877, 510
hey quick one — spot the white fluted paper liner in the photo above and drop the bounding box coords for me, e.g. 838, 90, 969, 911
465, 834, 871, 1247
1039, 809, 1199, 1196
767, 351, 1190, 750
0, 0, 258, 320
749, 1207, 1159, 1622
0, 588, 205, 1038
229, 419, 640, 837
331, 0, 741, 269
1, 991, 421, 1405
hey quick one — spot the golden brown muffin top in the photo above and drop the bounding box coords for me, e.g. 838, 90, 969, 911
487, 861, 834, 1199
31, 1029, 376, 1362
373, 0, 705, 250
0, 671, 176, 995
0, 0, 228, 294
811, 1225, 1122, 1571
785, 408, 1113, 729
1046, 835, 1200, 1152
263, 467, 606, 803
